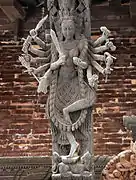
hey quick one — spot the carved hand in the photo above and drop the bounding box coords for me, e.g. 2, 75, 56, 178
104, 52, 115, 73
50, 55, 65, 70
37, 77, 48, 94
103, 68, 112, 75
88, 74, 99, 89
30, 29, 38, 39
73, 57, 88, 69
30, 56, 38, 64
25, 67, 37, 75
100, 26, 111, 39
106, 41, 116, 51
21, 54, 33, 63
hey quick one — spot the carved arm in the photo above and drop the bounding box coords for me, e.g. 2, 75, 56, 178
25, 63, 50, 74
29, 46, 46, 57
50, 55, 66, 71
93, 26, 111, 47
33, 36, 46, 50
30, 55, 51, 64
32, 33, 51, 50
29, 28, 51, 51
94, 41, 116, 53
34, 64, 50, 75
93, 54, 105, 61
37, 68, 52, 94
22, 36, 32, 54
87, 65, 99, 89
91, 60, 104, 74
87, 65, 93, 80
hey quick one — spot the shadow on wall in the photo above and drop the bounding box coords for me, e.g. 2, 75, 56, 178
92, 0, 130, 4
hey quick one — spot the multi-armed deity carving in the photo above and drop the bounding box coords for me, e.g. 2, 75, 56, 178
19, 0, 116, 179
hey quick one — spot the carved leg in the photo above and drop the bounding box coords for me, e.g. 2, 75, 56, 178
63, 97, 96, 158
66, 131, 79, 158
63, 108, 72, 124
63, 95, 96, 121
63, 91, 96, 158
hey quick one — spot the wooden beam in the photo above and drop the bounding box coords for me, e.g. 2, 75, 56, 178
108, 0, 121, 7
13, 19, 20, 41
130, 0, 136, 26
0, 0, 25, 22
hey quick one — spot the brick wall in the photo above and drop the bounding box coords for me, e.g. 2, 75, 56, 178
0, 3, 136, 157
93, 30, 136, 155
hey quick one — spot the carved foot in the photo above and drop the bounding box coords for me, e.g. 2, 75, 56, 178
58, 162, 70, 175
67, 142, 79, 158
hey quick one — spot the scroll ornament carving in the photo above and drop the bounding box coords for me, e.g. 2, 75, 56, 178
102, 141, 136, 180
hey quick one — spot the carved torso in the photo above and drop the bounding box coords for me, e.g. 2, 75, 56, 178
58, 40, 79, 82
54, 40, 82, 114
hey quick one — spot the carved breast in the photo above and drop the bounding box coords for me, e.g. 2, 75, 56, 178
60, 40, 79, 56
55, 40, 81, 110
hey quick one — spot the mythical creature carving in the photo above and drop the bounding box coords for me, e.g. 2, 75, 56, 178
102, 115, 136, 180
19, 0, 116, 178
102, 142, 136, 180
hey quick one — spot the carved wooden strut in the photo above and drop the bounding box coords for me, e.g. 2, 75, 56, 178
19, 0, 116, 179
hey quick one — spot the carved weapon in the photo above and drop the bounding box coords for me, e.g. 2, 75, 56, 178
35, 14, 48, 32
50, 29, 63, 56
19, 55, 40, 82
22, 35, 32, 54
104, 52, 116, 82
21, 15, 49, 82
22, 15, 48, 53
30, 14, 48, 37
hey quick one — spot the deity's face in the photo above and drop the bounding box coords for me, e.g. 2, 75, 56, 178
61, 20, 75, 41
62, 0, 70, 9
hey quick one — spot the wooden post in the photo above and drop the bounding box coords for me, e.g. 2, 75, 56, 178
130, 0, 136, 26
0, 0, 25, 22
108, 0, 121, 7
13, 19, 21, 41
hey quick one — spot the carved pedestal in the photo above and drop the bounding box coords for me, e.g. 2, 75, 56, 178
52, 174, 93, 180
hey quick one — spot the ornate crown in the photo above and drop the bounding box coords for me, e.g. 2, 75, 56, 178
47, 0, 91, 39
